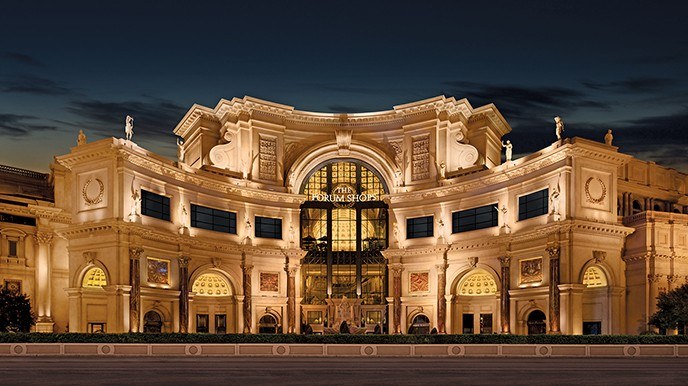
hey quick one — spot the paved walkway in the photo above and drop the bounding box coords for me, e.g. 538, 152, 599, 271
1, 356, 686, 385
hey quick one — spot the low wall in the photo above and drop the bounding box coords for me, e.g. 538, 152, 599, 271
1, 344, 688, 357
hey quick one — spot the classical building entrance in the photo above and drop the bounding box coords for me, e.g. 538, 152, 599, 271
300, 160, 388, 333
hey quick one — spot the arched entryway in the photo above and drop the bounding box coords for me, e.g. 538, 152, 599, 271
190, 271, 235, 333
527, 310, 547, 335
143, 310, 163, 333
582, 265, 609, 335
408, 314, 430, 334
299, 160, 389, 333
258, 314, 279, 334
452, 269, 498, 334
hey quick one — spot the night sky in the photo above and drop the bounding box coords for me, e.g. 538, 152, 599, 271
1, 1, 687, 172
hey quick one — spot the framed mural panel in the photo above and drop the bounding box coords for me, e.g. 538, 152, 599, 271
260, 272, 279, 292
147, 257, 170, 285
409, 271, 429, 293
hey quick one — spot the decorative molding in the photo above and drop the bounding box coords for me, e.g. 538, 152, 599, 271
593, 250, 607, 264
34, 231, 53, 245
411, 135, 430, 181
258, 135, 277, 181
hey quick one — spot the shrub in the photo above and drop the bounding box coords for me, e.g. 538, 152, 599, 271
0, 287, 36, 333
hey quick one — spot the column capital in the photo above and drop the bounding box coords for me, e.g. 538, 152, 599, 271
435, 263, 447, 274
242, 264, 254, 274
129, 247, 144, 260
546, 244, 560, 260
498, 255, 511, 268
648, 273, 663, 283
178, 255, 191, 268
285, 265, 300, 277
389, 263, 404, 276
34, 231, 53, 245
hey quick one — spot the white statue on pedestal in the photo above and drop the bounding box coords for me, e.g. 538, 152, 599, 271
394, 169, 403, 187
125, 115, 134, 141
550, 178, 561, 219
554, 116, 564, 140
502, 140, 513, 162
439, 162, 446, 180
176, 137, 185, 163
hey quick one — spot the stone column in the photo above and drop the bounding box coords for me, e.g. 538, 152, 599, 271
178, 256, 191, 333
129, 247, 144, 333
436, 263, 447, 334
390, 263, 403, 334
33, 231, 54, 331
242, 263, 253, 333
546, 244, 561, 334
286, 266, 298, 333
498, 255, 511, 334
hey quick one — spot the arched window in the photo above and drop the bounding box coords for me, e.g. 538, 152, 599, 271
527, 310, 546, 335
259, 314, 278, 334
458, 270, 497, 296
143, 311, 163, 333
82, 267, 107, 288
408, 314, 430, 335
192, 273, 231, 296
583, 266, 608, 288
300, 160, 388, 306
632, 200, 642, 214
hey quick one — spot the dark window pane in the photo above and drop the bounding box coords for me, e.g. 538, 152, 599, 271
518, 189, 549, 221
191, 204, 236, 234
406, 216, 433, 239
452, 204, 498, 233
255, 216, 282, 239
141, 190, 170, 221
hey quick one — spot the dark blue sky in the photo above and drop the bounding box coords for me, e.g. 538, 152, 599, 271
1, 0, 687, 172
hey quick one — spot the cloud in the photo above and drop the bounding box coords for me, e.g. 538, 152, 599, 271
0, 113, 59, 137
2, 52, 43, 67
66, 97, 187, 140
0, 75, 73, 95
580, 77, 674, 93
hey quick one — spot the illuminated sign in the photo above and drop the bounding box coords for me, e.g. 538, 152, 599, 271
309, 183, 379, 208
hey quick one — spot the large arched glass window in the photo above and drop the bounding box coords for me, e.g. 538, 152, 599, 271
82, 267, 107, 288
300, 160, 388, 305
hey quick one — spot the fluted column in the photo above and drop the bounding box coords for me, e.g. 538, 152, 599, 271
546, 244, 561, 334
178, 256, 191, 333
286, 266, 298, 333
34, 231, 54, 331
242, 263, 253, 333
498, 255, 511, 334
129, 247, 144, 333
436, 263, 447, 334
390, 263, 403, 334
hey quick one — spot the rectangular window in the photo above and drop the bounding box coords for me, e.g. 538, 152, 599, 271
141, 190, 171, 221
406, 216, 434, 239
196, 314, 209, 333
583, 321, 602, 335
0, 213, 36, 226
191, 204, 237, 234
480, 313, 493, 334
255, 216, 282, 239
89, 323, 106, 333
462, 313, 474, 334
215, 314, 227, 334
8, 240, 18, 257
518, 188, 549, 221
452, 204, 498, 233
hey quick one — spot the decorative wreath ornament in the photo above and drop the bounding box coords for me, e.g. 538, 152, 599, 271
585, 177, 606, 204
82, 178, 104, 206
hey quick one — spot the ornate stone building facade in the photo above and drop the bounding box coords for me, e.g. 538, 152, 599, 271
1, 95, 687, 334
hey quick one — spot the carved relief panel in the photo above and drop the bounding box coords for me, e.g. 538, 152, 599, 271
259, 272, 279, 292
519, 257, 543, 285
409, 272, 429, 293
77, 168, 108, 212
580, 168, 611, 212
411, 134, 430, 181
258, 135, 277, 181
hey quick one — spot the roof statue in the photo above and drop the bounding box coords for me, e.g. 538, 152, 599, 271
554, 116, 564, 140
605, 129, 614, 146
502, 140, 513, 162
125, 115, 134, 141
77, 130, 87, 146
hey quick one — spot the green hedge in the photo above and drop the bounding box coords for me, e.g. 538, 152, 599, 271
1, 333, 688, 344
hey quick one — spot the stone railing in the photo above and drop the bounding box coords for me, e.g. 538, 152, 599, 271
2, 343, 687, 357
